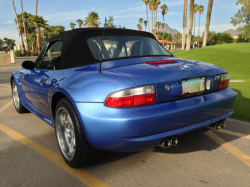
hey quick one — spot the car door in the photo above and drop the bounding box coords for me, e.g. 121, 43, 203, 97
21, 40, 62, 116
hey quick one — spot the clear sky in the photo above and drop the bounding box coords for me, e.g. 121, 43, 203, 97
0, 0, 240, 43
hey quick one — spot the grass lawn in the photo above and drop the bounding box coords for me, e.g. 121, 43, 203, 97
172, 43, 250, 122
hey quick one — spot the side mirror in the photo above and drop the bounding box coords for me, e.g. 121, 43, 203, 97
21, 60, 35, 70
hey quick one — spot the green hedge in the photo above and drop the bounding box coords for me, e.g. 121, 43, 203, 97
14, 50, 22, 57
31, 52, 38, 56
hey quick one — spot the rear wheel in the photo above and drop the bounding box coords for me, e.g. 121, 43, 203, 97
55, 98, 103, 167
12, 80, 29, 113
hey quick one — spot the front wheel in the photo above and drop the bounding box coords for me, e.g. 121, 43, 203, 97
12, 80, 29, 113
55, 98, 103, 167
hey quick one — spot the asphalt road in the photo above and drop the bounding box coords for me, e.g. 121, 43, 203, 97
0, 65, 250, 187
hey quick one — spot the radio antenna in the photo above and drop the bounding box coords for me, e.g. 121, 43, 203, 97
99, 17, 107, 73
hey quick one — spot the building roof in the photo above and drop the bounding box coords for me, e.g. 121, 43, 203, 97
157, 40, 175, 45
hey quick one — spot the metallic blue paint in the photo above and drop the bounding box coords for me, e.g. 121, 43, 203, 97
11, 56, 237, 152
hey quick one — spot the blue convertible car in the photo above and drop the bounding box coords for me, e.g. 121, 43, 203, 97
11, 28, 237, 167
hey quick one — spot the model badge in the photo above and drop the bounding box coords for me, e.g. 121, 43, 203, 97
165, 84, 170, 90
180, 65, 190, 70
215, 76, 220, 80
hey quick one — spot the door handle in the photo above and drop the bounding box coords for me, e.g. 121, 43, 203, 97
40, 79, 47, 85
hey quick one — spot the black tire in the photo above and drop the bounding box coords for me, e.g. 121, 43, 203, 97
55, 98, 103, 167
12, 80, 29, 113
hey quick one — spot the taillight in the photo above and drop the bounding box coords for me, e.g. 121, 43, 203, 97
145, 60, 176, 66
104, 84, 156, 108
218, 73, 229, 90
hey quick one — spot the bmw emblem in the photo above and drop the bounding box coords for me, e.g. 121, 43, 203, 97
165, 84, 170, 90
180, 65, 190, 70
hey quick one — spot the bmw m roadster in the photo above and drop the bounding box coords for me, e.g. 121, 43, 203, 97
11, 28, 237, 167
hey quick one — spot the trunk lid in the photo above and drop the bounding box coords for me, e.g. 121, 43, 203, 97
103, 57, 227, 103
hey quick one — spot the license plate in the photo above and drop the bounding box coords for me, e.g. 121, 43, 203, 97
181, 77, 206, 95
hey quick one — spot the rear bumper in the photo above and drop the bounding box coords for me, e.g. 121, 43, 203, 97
73, 87, 237, 152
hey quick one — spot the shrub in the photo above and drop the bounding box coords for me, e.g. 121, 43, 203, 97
218, 33, 233, 44
237, 34, 250, 43
31, 52, 38, 56
14, 50, 21, 57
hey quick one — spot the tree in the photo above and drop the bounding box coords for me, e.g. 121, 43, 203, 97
144, 20, 148, 31
149, 1, 154, 34
202, 0, 214, 47
197, 5, 204, 47
160, 3, 168, 47
69, 22, 76, 30
105, 16, 117, 28
182, 0, 186, 50
218, 33, 233, 44
28, 15, 49, 53
237, 34, 250, 42
3, 37, 16, 49
36, 0, 38, 16
84, 11, 101, 28
76, 19, 83, 28
156, 22, 161, 33
12, 0, 25, 54
231, 0, 250, 40
155, 0, 161, 25
186, 0, 195, 50
137, 24, 142, 31
21, 0, 30, 55
193, 4, 199, 37
139, 18, 143, 27
26, 34, 36, 52
142, 0, 150, 32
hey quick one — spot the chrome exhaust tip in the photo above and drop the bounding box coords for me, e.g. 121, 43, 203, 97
159, 139, 171, 148
170, 137, 178, 146
215, 123, 221, 130
220, 121, 225, 128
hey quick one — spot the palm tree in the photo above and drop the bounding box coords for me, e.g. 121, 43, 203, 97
155, 0, 161, 24
28, 15, 48, 53
186, 0, 195, 51
12, 0, 25, 54
160, 3, 168, 47
137, 24, 142, 31
70, 22, 76, 30
35, 0, 38, 15
198, 5, 204, 47
27, 34, 36, 52
156, 22, 161, 33
202, 0, 214, 47
144, 20, 148, 31
21, 0, 29, 55
76, 19, 83, 28
84, 11, 101, 28
142, 0, 150, 32
182, 0, 186, 50
193, 4, 199, 37
149, 2, 154, 34
139, 18, 143, 27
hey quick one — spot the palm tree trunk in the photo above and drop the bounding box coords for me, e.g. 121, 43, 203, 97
186, 0, 194, 51
198, 14, 201, 48
203, 0, 214, 47
182, 0, 186, 50
185, 0, 188, 46
32, 43, 35, 52
151, 10, 153, 34
12, 0, 26, 55
36, 0, 38, 16
146, 4, 150, 32
163, 16, 165, 47
21, 0, 30, 56
36, 26, 41, 53
153, 10, 155, 34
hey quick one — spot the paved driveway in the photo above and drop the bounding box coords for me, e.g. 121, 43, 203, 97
0, 65, 250, 187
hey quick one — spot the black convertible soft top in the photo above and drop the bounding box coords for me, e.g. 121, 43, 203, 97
50, 28, 155, 69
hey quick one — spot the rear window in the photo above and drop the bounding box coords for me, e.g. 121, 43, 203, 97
87, 35, 171, 60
